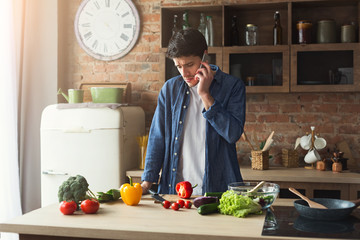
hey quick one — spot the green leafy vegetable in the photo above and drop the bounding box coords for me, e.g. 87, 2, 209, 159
58, 175, 96, 208
218, 190, 262, 218
97, 189, 121, 203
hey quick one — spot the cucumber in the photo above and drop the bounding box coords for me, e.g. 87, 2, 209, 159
197, 202, 220, 215
204, 192, 224, 199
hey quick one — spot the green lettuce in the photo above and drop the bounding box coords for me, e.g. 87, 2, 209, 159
219, 190, 262, 218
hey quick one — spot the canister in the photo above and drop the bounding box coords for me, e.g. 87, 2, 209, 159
341, 24, 356, 43
297, 20, 312, 44
245, 24, 258, 46
317, 19, 336, 43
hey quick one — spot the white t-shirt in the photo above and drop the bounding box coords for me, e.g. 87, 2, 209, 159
176, 85, 206, 196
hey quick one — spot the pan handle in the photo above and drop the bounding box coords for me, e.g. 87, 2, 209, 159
352, 199, 360, 207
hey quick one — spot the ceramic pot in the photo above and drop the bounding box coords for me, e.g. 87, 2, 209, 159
316, 160, 326, 171
90, 87, 124, 103
332, 162, 342, 173
317, 19, 336, 43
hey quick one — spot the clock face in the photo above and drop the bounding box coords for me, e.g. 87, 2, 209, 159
74, 0, 140, 61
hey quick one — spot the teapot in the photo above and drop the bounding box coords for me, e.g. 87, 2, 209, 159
57, 88, 69, 102
57, 88, 84, 103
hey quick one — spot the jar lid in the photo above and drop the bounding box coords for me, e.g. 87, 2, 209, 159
342, 24, 355, 28
297, 20, 311, 23
318, 19, 335, 23
246, 23, 257, 27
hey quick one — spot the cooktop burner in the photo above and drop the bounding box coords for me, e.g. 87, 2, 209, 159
262, 206, 360, 239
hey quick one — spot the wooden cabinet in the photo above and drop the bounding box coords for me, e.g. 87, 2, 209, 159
127, 167, 360, 200
160, 0, 360, 93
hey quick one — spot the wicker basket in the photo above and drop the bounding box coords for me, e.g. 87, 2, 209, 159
251, 150, 269, 170
282, 149, 299, 168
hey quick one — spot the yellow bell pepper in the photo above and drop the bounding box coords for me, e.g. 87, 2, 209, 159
120, 176, 142, 206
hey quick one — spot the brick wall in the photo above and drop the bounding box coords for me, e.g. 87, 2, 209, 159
59, 0, 360, 167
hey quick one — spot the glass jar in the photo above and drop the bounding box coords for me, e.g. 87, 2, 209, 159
245, 24, 258, 46
297, 20, 312, 44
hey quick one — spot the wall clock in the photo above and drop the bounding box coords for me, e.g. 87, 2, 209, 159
74, 0, 140, 61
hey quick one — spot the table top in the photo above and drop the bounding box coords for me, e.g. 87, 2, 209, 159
127, 166, 360, 184
0, 198, 349, 240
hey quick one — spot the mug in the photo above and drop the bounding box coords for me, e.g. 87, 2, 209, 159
68, 89, 84, 103
314, 137, 327, 150
300, 134, 311, 150
304, 149, 321, 164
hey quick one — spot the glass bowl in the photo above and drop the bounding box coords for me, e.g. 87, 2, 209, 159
228, 181, 280, 209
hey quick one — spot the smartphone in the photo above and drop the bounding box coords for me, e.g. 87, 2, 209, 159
199, 53, 211, 69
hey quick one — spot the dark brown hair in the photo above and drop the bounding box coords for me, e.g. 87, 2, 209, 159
166, 28, 208, 59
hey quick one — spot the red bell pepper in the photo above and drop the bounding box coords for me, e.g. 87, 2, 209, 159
175, 181, 197, 199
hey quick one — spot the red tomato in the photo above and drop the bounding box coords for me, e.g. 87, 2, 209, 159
59, 201, 77, 215
162, 200, 171, 209
176, 199, 185, 208
184, 200, 192, 209
80, 199, 99, 214
171, 202, 180, 211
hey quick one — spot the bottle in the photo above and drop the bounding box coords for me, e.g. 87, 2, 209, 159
171, 14, 180, 36
182, 11, 190, 30
231, 15, 239, 46
273, 11, 282, 45
205, 15, 214, 46
198, 13, 206, 37
245, 24, 258, 46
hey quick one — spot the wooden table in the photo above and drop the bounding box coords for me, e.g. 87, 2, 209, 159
0, 198, 354, 240
127, 166, 360, 200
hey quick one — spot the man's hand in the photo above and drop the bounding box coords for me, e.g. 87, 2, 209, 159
195, 61, 215, 110
141, 181, 153, 194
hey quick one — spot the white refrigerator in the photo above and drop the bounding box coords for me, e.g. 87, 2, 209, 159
40, 104, 145, 206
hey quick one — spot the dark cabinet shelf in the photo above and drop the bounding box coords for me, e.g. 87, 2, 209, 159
160, 1, 360, 93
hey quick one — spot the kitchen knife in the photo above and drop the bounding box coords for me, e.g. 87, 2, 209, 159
149, 189, 167, 202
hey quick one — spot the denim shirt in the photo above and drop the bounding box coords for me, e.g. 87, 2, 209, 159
141, 65, 246, 194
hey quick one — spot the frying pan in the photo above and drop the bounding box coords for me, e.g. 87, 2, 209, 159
294, 198, 360, 221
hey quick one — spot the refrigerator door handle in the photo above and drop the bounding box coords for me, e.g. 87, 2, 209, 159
42, 170, 69, 175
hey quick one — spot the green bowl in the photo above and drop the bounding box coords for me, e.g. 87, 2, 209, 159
90, 87, 124, 103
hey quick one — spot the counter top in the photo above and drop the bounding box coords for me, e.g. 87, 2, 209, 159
127, 166, 360, 184
0, 198, 353, 240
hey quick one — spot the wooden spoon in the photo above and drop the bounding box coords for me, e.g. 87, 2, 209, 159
288, 187, 327, 209
248, 181, 265, 194
242, 132, 255, 151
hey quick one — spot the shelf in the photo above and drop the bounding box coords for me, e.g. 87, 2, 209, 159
223, 45, 290, 92
224, 3, 289, 46
290, 43, 360, 92
160, 1, 360, 93
160, 6, 222, 48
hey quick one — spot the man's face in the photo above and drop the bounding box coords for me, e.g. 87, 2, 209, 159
173, 55, 202, 87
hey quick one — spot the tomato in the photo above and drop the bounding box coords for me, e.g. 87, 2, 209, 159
162, 200, 171, 209
184, 200, 192, 209
59, 201, 77, 215
80, 199, 100, 214
176, 199, 185, 208
171, 202, 180, 211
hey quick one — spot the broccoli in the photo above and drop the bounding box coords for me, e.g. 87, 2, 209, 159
58, 175, 96, 206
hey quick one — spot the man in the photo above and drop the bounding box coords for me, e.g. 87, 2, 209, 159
141, 28, 246, 195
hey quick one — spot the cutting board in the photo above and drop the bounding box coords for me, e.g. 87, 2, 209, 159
142, 194, 202, 203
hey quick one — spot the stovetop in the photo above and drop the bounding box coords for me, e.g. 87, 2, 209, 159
262, 206, 360, 239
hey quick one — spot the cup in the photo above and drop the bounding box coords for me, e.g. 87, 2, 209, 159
314, 137, 327, 150
68, 89, 84, 103
300, 134, 311, 150
304, 149, 321, 164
